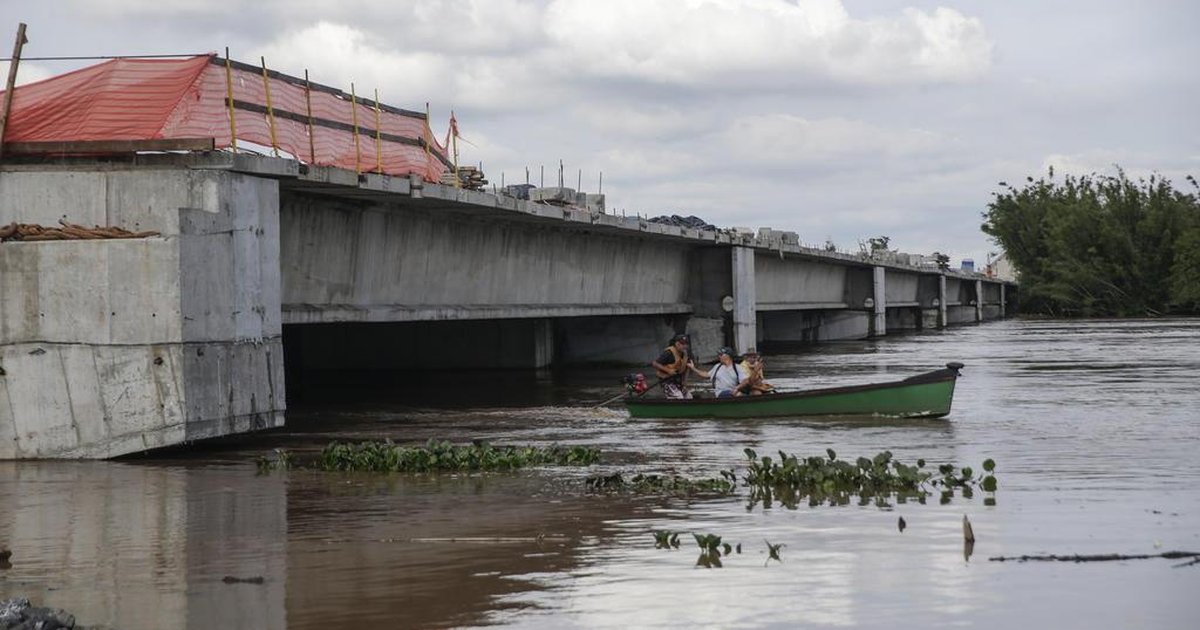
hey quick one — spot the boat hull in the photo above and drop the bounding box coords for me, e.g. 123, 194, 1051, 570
624, 364, 962, 420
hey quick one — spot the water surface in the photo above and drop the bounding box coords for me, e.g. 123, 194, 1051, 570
2, 319, 1198, 628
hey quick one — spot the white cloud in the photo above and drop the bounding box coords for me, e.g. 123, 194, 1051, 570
543, 0, 992, 87
573, 103, 718, 141
0, 61, 54, 87
251, 21, 559, 112
721, 114, 943, 166
1039, 150, 1199, 183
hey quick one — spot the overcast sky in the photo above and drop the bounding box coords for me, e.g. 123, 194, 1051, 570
4, 1, 1197, 266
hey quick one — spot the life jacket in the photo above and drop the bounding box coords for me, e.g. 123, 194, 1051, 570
656, 345, 689, 381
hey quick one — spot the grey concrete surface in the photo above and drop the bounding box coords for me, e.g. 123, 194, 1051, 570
0, 169, 283, 458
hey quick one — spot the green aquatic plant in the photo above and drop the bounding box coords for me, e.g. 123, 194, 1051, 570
309, 439, 600, 473
741, 448, 997, 508
693, 533, 722, 553
652, 530, 681, 549
692, 533, 734, 569
765, 540, 785, 565
586, 470, 737, 495
255, 448, 295, 473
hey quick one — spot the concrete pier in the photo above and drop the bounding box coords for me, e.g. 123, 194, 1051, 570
0, 155, 1015, 458
0, 167, 284, 458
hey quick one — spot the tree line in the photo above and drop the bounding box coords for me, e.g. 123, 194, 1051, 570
982, 168, 1200, 316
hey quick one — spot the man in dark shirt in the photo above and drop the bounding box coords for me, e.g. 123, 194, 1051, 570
650, 333, 694, 399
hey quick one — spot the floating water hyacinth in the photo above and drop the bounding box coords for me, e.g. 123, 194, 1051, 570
741, 448, 997, 508
258, 439, 601, 473
316, 439, 601, 472
587, 471, 737, 495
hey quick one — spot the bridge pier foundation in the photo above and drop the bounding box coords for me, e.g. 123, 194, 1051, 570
0, 169, 285, 458
871, 266, 887, 337
938, 275, 949, 328
731, 247, 757, 354
975, 279, 984, 323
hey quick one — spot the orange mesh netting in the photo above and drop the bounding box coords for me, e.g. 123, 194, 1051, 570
1, 55, 451, 182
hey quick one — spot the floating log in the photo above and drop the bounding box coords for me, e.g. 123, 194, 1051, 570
989, 551, 1200, 564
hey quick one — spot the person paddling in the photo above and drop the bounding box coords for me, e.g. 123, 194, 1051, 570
651, 334, 695, 399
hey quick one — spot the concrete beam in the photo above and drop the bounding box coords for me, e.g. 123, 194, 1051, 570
533, 318, 554, 368
938, 275, 948, 328
757, 302, 849, 311
731, 247, 756, 354
281, 303, 693, 324
975, 279, 984, 323
871, 266, 887, 337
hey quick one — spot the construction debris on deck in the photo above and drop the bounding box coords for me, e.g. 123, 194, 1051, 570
0, 220, 160, 242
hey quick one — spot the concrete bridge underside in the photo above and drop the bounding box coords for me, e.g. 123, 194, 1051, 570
0, 156, 1015, 457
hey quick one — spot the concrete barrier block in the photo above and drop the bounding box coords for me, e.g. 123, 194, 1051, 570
104, 170, 192, 235
0, 376, 14, 459
61, 346, 107, 448
529, 187, 576, 204
108, 240, 183, 345
2, 345, 79, 457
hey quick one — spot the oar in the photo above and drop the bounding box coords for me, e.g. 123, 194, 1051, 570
590, 377, 668, 408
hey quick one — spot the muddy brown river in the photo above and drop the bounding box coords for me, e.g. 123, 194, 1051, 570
2, 318, 1198, 628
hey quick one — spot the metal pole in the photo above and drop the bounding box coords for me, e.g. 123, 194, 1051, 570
1, 23, 30, 162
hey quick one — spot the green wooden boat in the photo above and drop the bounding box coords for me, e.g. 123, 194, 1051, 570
625, 363, 964, 419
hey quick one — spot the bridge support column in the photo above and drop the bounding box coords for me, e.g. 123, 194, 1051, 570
975, 279, 984, 323
871, 266, 887, 337
731, 246, 756, 354
533, 318, 554, 368
938, 275, 948, 328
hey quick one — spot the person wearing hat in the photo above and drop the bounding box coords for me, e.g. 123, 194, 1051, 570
651, 333, 696, 399
690, 346, 749, 399
738, 348, 774, 395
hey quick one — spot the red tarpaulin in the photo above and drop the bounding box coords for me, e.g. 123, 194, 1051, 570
0, 55, 451, 182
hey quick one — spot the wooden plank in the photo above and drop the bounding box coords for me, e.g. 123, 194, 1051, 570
0, 23, 30, 162
2, 138, 216, 154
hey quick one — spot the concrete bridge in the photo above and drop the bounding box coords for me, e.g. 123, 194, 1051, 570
0, 155, 1014, 458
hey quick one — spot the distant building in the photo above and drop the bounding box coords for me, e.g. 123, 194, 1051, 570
960, 258, 975, 273
986, 252, 1018, 281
